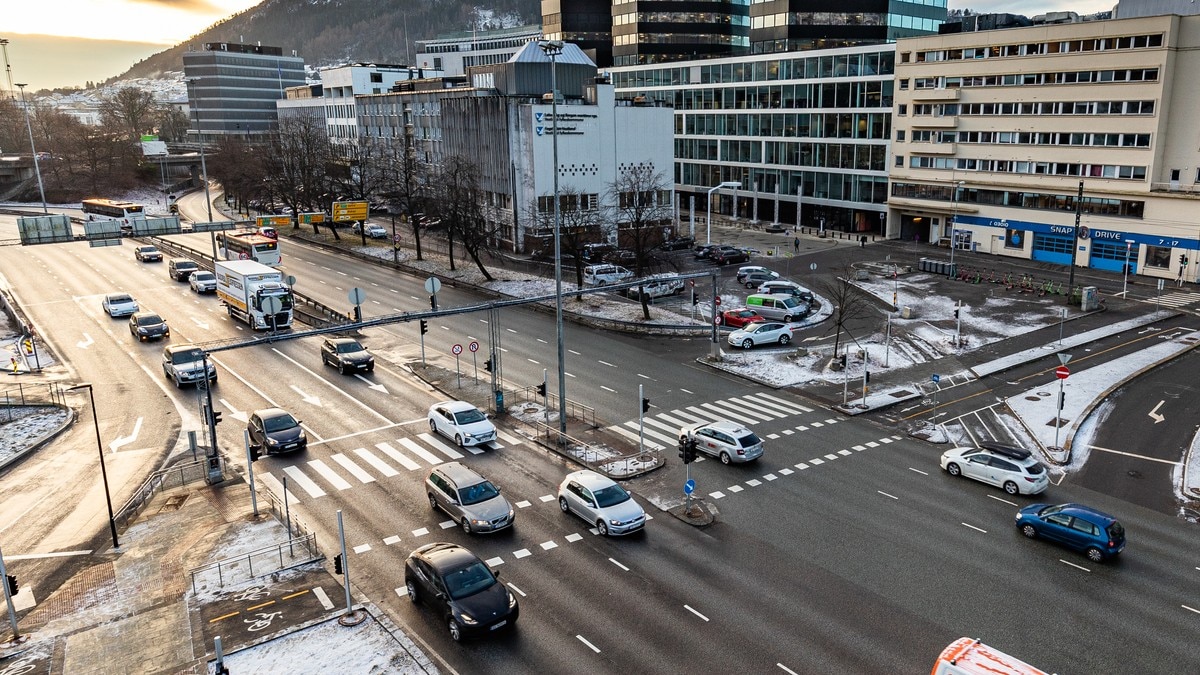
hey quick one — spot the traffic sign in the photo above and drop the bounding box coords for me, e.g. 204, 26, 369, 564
332, 200, 369, 222
468, 341, 479, 352
684, 479, 695, 495
714, 296, 721, 306
393, 233, 402, 243
688, 279, 695, 287
424, 277, 442, 294
713, 316, 721, 326
1055, 365, 1070, 379
931, 374, 940, 383
452, 344, 463, 355
348, 287, 365, 305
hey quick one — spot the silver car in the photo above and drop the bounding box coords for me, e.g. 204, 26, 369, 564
426, 462, 514, 534
679, 420, 764, 464
557, 470, 646, 536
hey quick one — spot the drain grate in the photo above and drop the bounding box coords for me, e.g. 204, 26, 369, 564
160, 494, 188, 512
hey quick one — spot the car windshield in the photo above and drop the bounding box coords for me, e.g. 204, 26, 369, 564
136, 315, 162, 326
263, 414, 298, 432
171, 348, 203, 364
458, 481, 500, 506
746, 324, 774, 333
109, 294, 132, 304
453, 408, 486, 425
336, 341, 365, 354
138, 247, 156, 253
1040, 504, 1064, 516
194, 272, 214, 280
736, 432, 762, 448
593, 483, 631, 508
443, 561, 497, 600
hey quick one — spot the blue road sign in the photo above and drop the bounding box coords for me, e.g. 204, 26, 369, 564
931, 374, 941, 383
684, 478, 696, 495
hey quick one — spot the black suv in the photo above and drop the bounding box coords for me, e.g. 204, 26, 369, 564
660, 236, 695, 251
404, 542, 519, 641
711, 246, 750, 265
321, 337, 375, 374
247, 408, 307, 455
168, 258, 199, 281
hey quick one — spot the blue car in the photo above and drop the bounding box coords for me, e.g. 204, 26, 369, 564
1015, 503, 1126, 563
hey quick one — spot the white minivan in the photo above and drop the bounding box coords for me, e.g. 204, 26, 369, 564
583, 264, 632, 286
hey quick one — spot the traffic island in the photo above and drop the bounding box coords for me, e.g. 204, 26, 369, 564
665, 498, 717, 527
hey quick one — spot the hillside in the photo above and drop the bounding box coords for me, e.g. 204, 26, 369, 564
115, 0, 540, 82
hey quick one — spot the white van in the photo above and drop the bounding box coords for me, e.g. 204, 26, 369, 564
745, 293, 808, 322
624, 275, 685, 300
583, 264, 632, 286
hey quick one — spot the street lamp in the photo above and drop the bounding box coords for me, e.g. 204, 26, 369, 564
14, 83, 48, 214
1122, 239, 1135, 297
186, 78, 214, 224
705, 181, 740, 245
947, 180, 965, 274
67, 384, 119, 550
539, 39, 568, 435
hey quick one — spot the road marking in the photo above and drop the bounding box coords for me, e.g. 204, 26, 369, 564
539, 494, 555, 502
680, 388, 694, 394
877, 491, 898, 500
778, 468, 793, 476
486, 557, 504, 567
412, 527, 429, 537
838, 449, 852, 456
398, 437, 442, 465
598, 360, 617, 368
709, 491, 725, 499
777, 665, 800, 675
568, 349, 581, 355
439, 520, 456, 529
331, 454, 375, 483
637, 373, 651, 379
764, 473, 777, 481
961, 522, 988, 533
1086, 445, 1181, 465
541, 541, 558, 551
565, 533, 583, 543
313, 587, 334, 610
282, 466, 325, 498
600, 385, 616, 393
507, 582, 526, 597
908, 468, 928, 476
353, 544, 371, 554
109, 417, 143, 451
987, 495, 1018, 507
809, 458, 824, 465
353, 448, 398, 477
684, 605, 710, 622
308, 460, 352, 490
609, 558, 629, 571
512, 549, 532, 559
745, 479, 762, 487
1183, 605, 1200, 615
515, 500, 531, 508
418, 432, 465, 460
1059, 559, 1091, 572
795, 462, 809, 470
383, 536, 401, 546
376, 442, 420, 471
576, 635, 601, 653
727, 485, 743, 493
528, 358, 540, 364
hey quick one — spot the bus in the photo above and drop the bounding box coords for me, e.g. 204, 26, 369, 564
81, 198, 146, 231
216, 231, 282, 267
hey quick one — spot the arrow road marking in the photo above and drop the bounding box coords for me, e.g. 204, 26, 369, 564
289, 385, 322, 407
109, 417, 143, 451
1148, 400, 1166, 424
354, 374, 388, 393
191, 317, 210, 330
77, 333, 94, 349
220, 399, 248, 423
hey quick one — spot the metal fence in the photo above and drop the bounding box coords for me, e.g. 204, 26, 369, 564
529, 420, 662, 479
1, 382, 68, 422
114, 458, 215, 530
518, 386, 597, 427
188, 533, 320, 595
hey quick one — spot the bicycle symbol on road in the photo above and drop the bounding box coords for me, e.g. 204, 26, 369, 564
0, 656, 38, 675
232, 585, 270, 602
245, 610, 283, 632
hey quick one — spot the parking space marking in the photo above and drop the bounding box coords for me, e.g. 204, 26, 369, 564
1059, 559, 1091, 572
778, 468, 793, 476
684, 605, 710, 622
513, 549, 532, 559
439, 520, 456, 529
515, 500, 532, 508
383, 536, 401, 546
353, 544, 371, 554
411, 527, 429, 537
565, 533, 583, 543
577, 635, 601, 653
961, 523, 988, 534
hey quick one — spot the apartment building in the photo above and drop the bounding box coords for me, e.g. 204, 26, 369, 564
889, 13, 1200, 283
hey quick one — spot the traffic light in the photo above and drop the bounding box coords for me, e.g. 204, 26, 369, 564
678, 439, 698, 464
333, 554, 343, 575
535, 382, 547, 397
429, 295, 437, 311
691, 290, 699, 306
1181, 254, 1189, 266
642, 398, 651, 414
838, 354, 847, 368
249, 445, 261, 462
211, 411, 222, 426
419, 319, 428, 335
5, 574, 16, 596
484, 359, 493, 373
865, 371, 870, 383
953, 307, 960, 319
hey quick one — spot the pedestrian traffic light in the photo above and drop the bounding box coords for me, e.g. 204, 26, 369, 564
484, 359, 493, 373
5, 574, 17, 596
678, 439, 698, 464
419, 319, 428, 335
641, 398, 651, 414
535, 382, 547, 397
333, 554, 343, 575
211, 411, 222, 426
429, 295, 437, 311
1181, 254, 1189, 266
249, 445, 261, 462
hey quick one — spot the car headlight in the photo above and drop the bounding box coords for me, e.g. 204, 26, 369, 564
610, 518, 622, 526
508, 591, 517, 609
508, 507, 515, 518
459, 612, 477, 625
266, 438, 279, 446
471, 519, 488, 526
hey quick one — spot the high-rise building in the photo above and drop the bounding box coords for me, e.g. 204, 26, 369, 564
610, 0, 751, 66
542, 0, 614, 67
183, 43, 305, 142
750, 0, 947, 54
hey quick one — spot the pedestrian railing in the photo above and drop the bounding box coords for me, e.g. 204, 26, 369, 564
115, 458, 214, 530
528, 420, 662, 479
187, 533, 320, 595
519, 386, 597, 427
0, 382, 67, 421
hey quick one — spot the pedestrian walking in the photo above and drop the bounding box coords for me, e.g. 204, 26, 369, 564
793, 237, 800, 253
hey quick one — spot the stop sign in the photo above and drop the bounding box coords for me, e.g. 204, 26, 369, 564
1055, 365, 1070, 379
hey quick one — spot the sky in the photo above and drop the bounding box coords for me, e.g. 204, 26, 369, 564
4, 0, 1120, 91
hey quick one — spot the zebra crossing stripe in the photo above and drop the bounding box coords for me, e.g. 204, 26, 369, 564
684, 405, 722, 423
258, 472, 298, 505
643, 417, 681, 435
309, 459, 353, 490
669, 408, 711, 425
609, 424, 664, 450
709, 399, 774, 422
282, 465, 326, 498
419, 432, 466, 460
698, 402, 760, 426
354, 448, 399, 477
727, 396, 787, 418
740, 394, 803, 417
754, 392, 813, 413
620, 421, 677, 446
375, 442, 421, 471
332, 453, 376, 484
398, 438, 442, 465
496, 430, 525, 446
654, 412, 693, 428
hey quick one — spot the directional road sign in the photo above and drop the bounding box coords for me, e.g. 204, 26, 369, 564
684, 479, 696, 495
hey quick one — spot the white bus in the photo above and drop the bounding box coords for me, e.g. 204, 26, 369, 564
81, 198, 146, 232
216, 231, 282, 267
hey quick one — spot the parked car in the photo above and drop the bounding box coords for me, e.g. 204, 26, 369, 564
623, 275, 684, 300
102, 292, 138, 318
678, 420, 764, 464
940, 444, 1048, 495
426, 462, 514, 534
710, 246, 749, 265
715, 307, 762, 328
428, 401, 497, 448
659, 235, 695, 251
745, 293, 809, 322
581, 242, 615, 263
557, 469, 646, 536
582, 264, 633, 286
1015, 503, 1126, 563
728, 321, 794, 349
403, 542, 518, 641
352, 222, 387, 239
603, 249, 636, 266
247, 408, 307, 455
321, 337, 375, 374
757, 280, 817, 306
740, 271, 779, 289
134, 245, 162, 262
736, 266, 778, 284
189, 271, 217, 294
128, 312, 170, 342
693, 243, 721, 260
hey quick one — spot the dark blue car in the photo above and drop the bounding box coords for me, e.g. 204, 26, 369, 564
1015, 503, 1126, 563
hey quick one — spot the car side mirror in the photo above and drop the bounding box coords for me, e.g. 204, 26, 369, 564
494, 484, 502, 492
493, 569, 500, 578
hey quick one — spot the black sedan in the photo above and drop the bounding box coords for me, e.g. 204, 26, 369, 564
128, 312, 170, 341
711, 246, 750, 265
320, 337, 375, 374
404, 542, 518, 641
660, 236, 695, 251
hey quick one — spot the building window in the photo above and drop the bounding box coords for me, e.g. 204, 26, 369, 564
897, 104, 907, 115
899, 78, 909, 90
896, 130, 905, 142
1171, 169, 1181, 181
1144, 244, 1171, 269
370, 73, 383, 83
895, 155, 904, 167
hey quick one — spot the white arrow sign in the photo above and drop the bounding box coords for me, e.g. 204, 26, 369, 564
191, 317, 210, 330
289, 385, 322, 407
354, 374, 389, 394
109, 417, 143, 451
77, 333, 94, 349
220, 398, 249, 423
1148, 400, 1166, 424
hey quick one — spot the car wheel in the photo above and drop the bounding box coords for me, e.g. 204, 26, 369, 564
745, 281, 754, 289
173, 375, 182, 388
596, 520, 609, 536
1021, 524, 1037, 539
559, 496, 570, 513
455, 435, 464, 448
428, 494, 438, 511
338, 364, 346, 375
448, 618, 463, 642
946, 462, 961, 477
1085, 547, 1104, 563
779, 334, 790, 346
429, 419, 437, 433
405, 579, 419, 604
1003, 481, 1019, 496
741, 338, 753, 349
783, 314, 794, 322
720, 452, 732, 465
461, 517, 474, 534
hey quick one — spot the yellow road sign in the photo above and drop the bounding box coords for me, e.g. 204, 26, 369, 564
256, 216, 291, 227
299, 212, 326, 224
332, 201, 369, 222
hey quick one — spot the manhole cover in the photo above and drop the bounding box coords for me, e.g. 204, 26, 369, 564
160, 494, 188, 512
1025, 396, 1041, 401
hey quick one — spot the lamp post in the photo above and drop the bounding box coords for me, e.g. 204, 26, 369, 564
539, 39, 568, 435
14, 84, 48, 214
948, 180, 964, 274
1122, 239, 1135, 297
705, 181, 740, 245
186, 78, 214, 224
67, 384, 119, 550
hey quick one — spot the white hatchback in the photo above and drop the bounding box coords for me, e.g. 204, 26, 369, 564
428, 401, 497, 448
102, 292, 139, 318
557, 470, 646, 536
940, 444, 1048, 495
727, 321, 793, 349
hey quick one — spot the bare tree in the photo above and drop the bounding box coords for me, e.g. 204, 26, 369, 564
99, 87, 157, 141
817, 265, 874, 360
608, 163, 674, 319
208, 135, 266, 215
377, 136, 434, 260
329, 140, 391, 245
432, 155, 499, 279
527, 185, 611, 298
154, 105, 191, 143
262, 110, 337, 236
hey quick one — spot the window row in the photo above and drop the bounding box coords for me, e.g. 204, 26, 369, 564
948, 68, 1160, 89
887, 14, 942, 32
681, 111, 889, 139
668, 80, 893, 111
678, 138, 887, 172
912, 33, 1163, 63
889, 182, 1145, 218
680, 163, 890, 205
951, 99, 1156, 116
611, 50, 894, 89
907, 130, 1151, 149
615, 12, 750, 26
906, 156, 1148, 180
752, 12, 886, 29
536, 194, 601, 213
613, 32, 750, 47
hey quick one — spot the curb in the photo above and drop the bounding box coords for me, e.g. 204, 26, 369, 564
0, 403, 74, 473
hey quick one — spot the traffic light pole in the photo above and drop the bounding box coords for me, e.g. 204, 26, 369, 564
244, 429, 258, 517
0, 543, 21, 642
638, 384, 645, 452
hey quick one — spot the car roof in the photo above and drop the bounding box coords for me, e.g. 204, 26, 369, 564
327, 337, 360, 346
432, 461, 486, 485
697, 420, 753, 435
107, 293, 133, 300
132, 311, 162, 320
192, 270, 215, 277
1056, 503, 1118, 524
437, 400, 478, 413
253, 407, 292, 420
414, 542, 480, 570
565, 469, 615, 490
978, 442, 1033, 460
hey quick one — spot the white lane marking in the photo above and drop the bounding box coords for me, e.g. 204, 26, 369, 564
565, 533, 583, 543
506, 328, 518, 333
486, 557, 504, 567
528, 358, 540, 364
961, 522, 988, 534
541, 541, 558, 551
709, 491, 725, 499
745, 479, 762, 487
727, 485, 744, 493
539, 494, 555, 502
577, 635, 601, 653
1059, 559, 1091, 572
684, 605, 710, 622
1087, 444, 1182, 465
756, 392, 813, 412
778, 468, 793, 476
282, 466, 325, 498
764, 473, 777, 481
908, 467, 928, 475
109, 417, 143, 451
418, 432, 465, 459
568, 349, 581, 355
439, 520, 456, 530
513, 549, 532, 559
809, 458, 825, 465
496, 430, 524, 446
376, 442, 420, 471
309, 460, 352, 491
383, 536, 401, 546
331, 454, 376, 483
777, 665, 800, 675
354, 448, 398, 477
987, 494, 1018, 507
1182, 605, 1200, 615
824, 454, 838, 460
515, 500, 532, 508
271, 348, 392, 423
507, 582, 526, 597
598, 360, 617, 368
398, 437, 442, 465
313, 587, 334, 610
609, 558, 629, 571
852, 445, 866, 451
600, 385, 616, 393
353, 544, 371, 554
877, 491, 898, 500
838, 449, 852, 456
412, 527, 429, 537
536, 338, 547, 344
795, 463, 809, 470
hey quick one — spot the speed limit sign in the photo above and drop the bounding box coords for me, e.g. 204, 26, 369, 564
452, 344, 463, 355
468, 341, 479, 352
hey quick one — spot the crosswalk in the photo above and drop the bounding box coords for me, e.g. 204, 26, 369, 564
612, 392, 817, 451
259, 428, 528, 504
1142, 290, 1200, 309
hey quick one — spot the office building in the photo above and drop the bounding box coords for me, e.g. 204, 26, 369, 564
750, 0, 947, 54
183, 43, 305, 142
416, 25, 543, 76
542, 0, 614, 67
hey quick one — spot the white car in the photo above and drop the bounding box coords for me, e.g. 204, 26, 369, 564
727, 321, 794, 349
679, 420, 764, 464
940, 443, 1049, 495
736, 266, 779, 283
583, 264, 633, 286
557, 470, 646, 536
363, 223, 388, 239
189, 271, 217, 293
428, 401, 497, 448
102, 292, 139, 317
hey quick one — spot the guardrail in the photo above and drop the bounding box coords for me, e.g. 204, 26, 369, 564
517, 386, 597, 427
1, 382, 68, 422
114, 458, 215, 530
529, 420, 661, 478
188, 533, 320, 595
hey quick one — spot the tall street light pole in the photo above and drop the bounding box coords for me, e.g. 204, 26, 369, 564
706, 181, 740, 245
67, 384, 119, 550
1122, 239, 1135, 297
14, 83, 48, 214
948, 180, 964, 274
187, 78, 214, 223
539, 40, 568, 435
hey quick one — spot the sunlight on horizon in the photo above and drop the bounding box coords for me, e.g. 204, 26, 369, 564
7, 0, 262, 44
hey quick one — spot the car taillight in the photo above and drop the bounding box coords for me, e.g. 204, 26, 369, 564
737, 449, 745, 455
1107, 540, 1116, 548
1024, 477, 1037, 482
